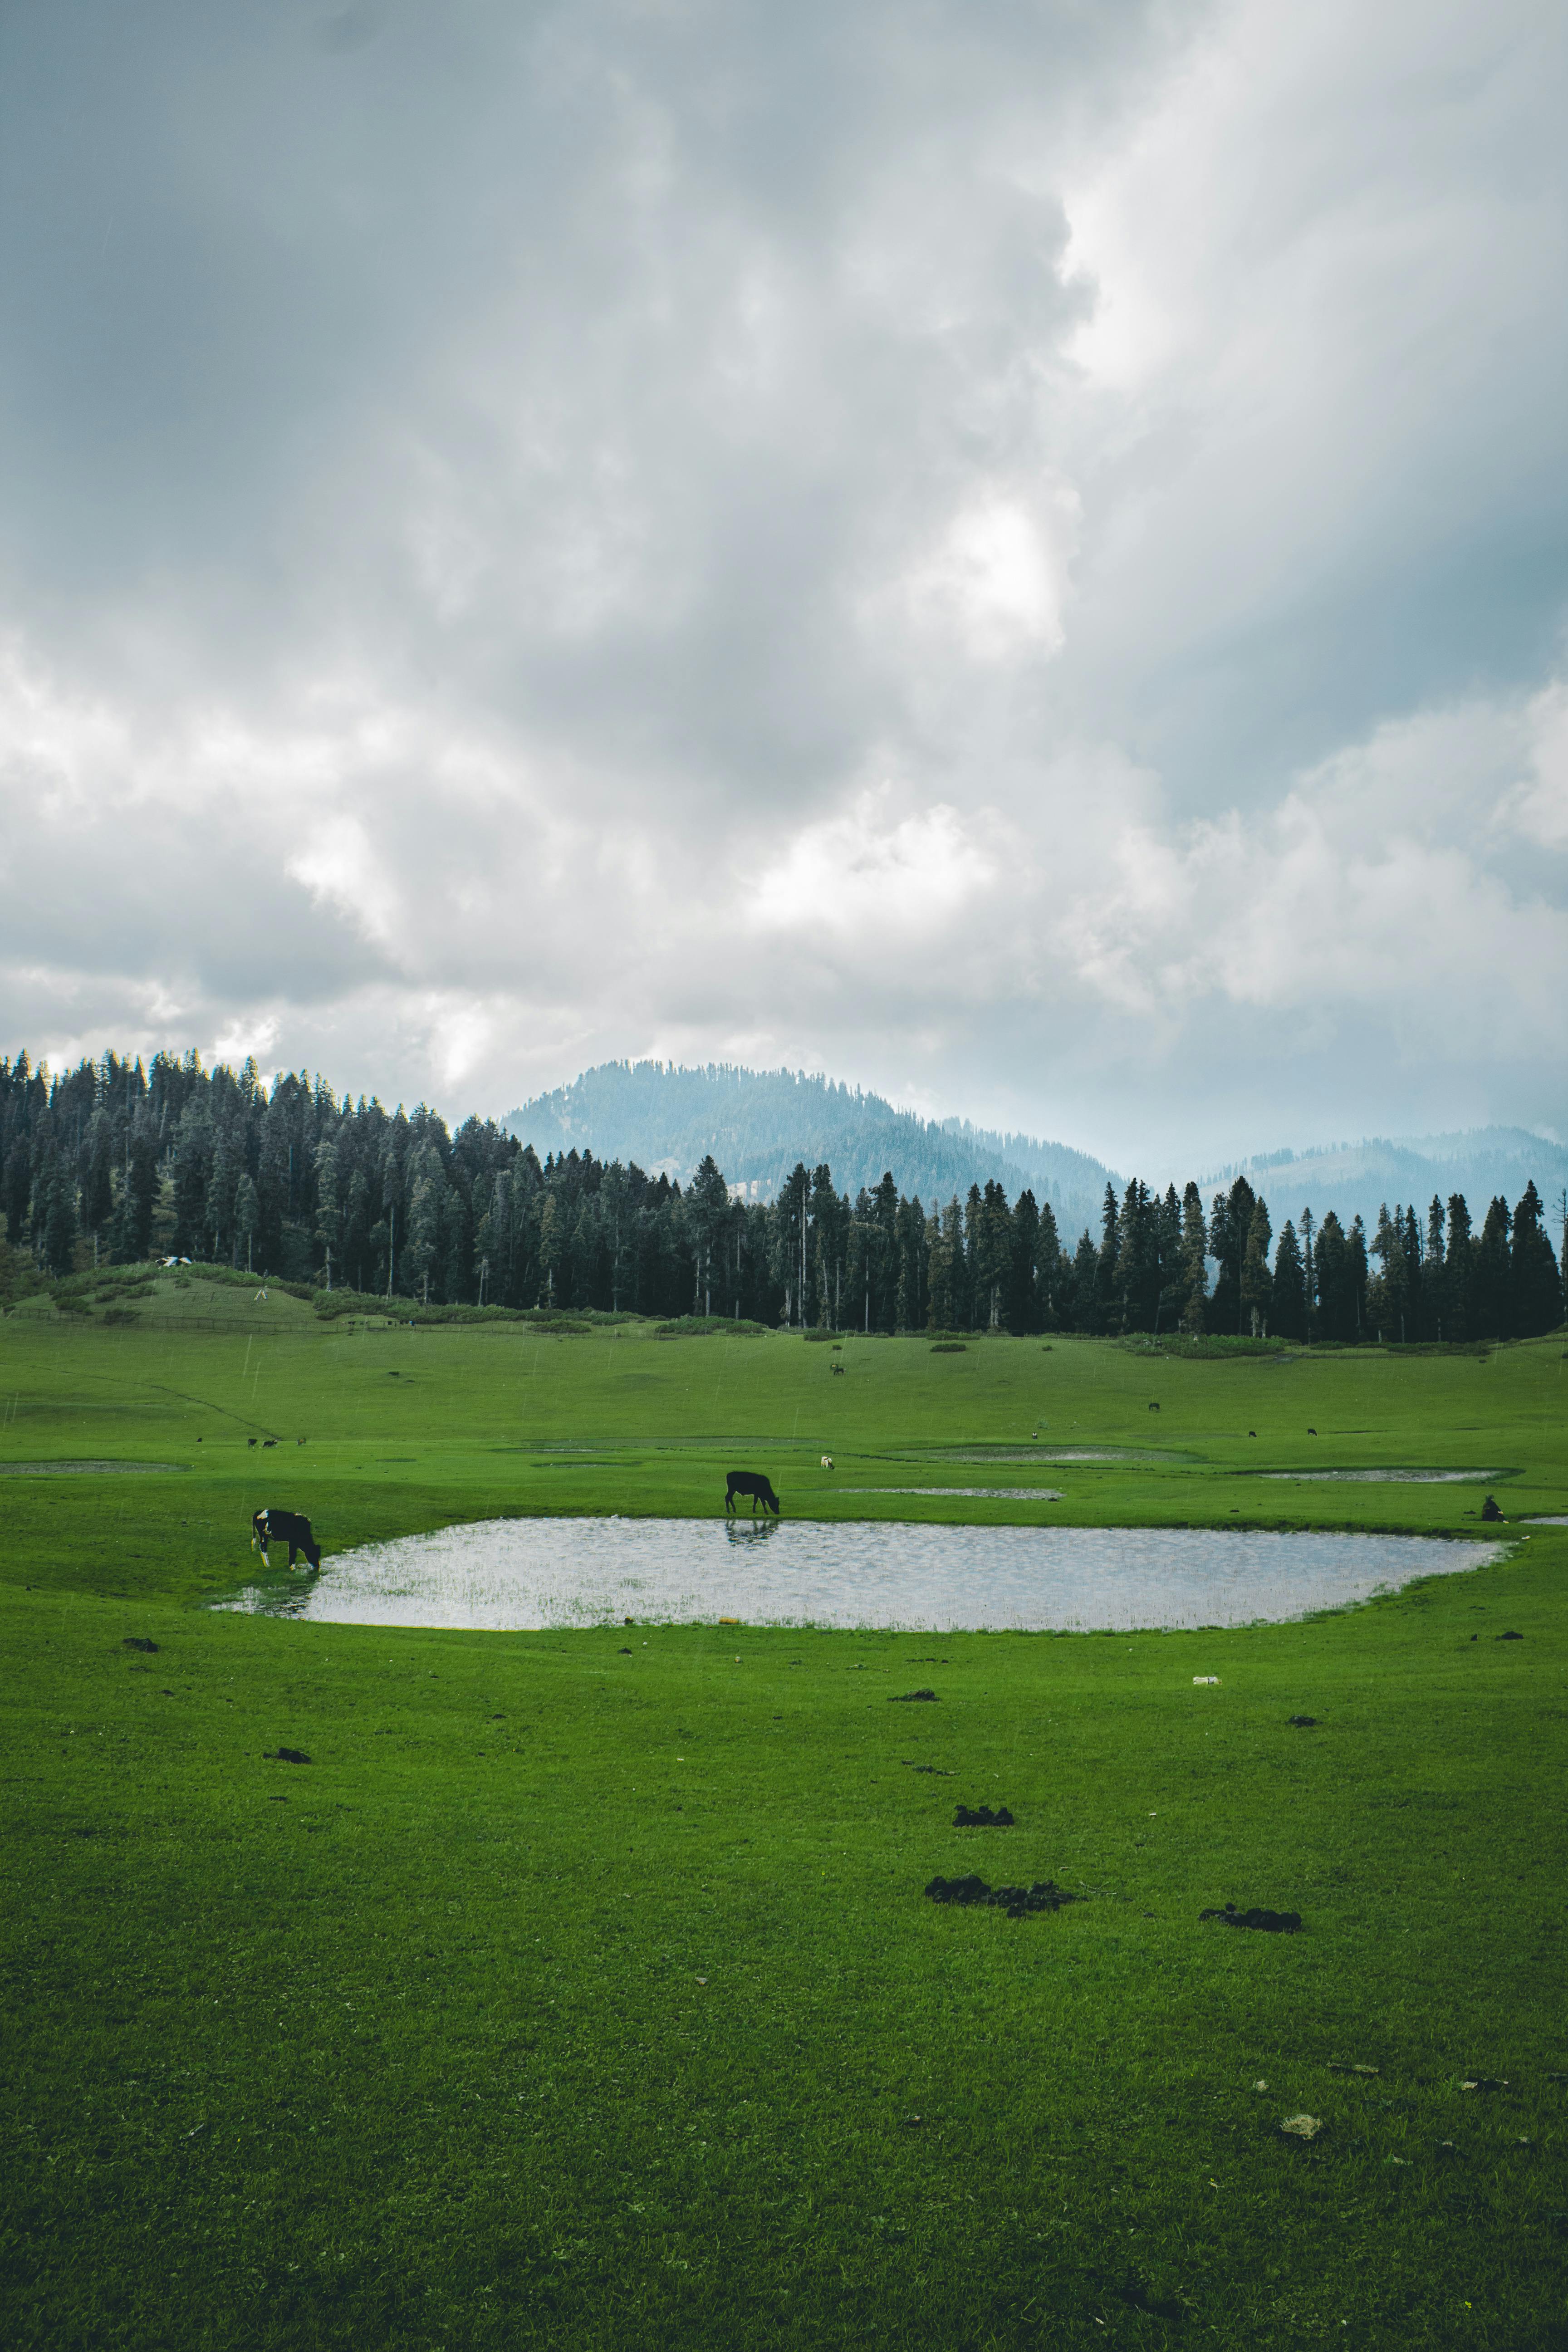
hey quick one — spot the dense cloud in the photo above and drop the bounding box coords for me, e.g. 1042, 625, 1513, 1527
0, 0, 1563, 1166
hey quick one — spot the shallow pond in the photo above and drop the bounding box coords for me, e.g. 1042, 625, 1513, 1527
1263, 1469, 1496, 1484
923, 1447, 1177, 1464
220, 1516, 1503, 1633
837, 1488, 1066, 1501
0, 1459, 188, 1476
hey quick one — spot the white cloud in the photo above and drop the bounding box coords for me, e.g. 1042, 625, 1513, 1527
900, 489, 1078, 662
0, 0, 1564, 1164
753, 789, 1004, 937
287, 815, 402, 945
1506, 679, 1568, 851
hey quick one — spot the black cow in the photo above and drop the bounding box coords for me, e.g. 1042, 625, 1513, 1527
251, 1508, 321, 1570
725, 1471, 781, 1517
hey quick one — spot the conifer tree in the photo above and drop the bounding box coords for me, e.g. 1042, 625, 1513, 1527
1179, 1182, 1209, 1334
1240, 1199, 1273, 1336
1207, 1176, 1255, 1334
234, 1174, 260, 1275
1299, 1206, 1316, 1342
1470, 1196, 1511, 1339
1423, 1196, 1446, 1340
1445, 1194, 1473, 1339
1096, 1182, 1120, 1332
1314, 1210, 1351, 1339
1348, 1215, 1370, 1338
1070, 1230, 1100, 1332
41, 1147, 78, 1275
927, 1198, 960, 1331
1509, 1180, 1563, 1337
1271, 1220, 1306, 1339
1034, 1200, 1063, 1329
1155, 1184, 1182, 1333
1009, 1189, 1041, 1333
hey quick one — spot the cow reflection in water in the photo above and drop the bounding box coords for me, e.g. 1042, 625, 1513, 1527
725, 1516, 781, 1545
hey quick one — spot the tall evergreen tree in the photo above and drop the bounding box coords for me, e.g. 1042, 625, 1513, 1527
1240, 1199, 1274, 1335
1299, 1206, 1316, 1342
1422, 1196, 1446, 1341
1179, 1182, 1208, 1335
1271, 1220, 1306, 1339
927, 1198, 961, 1331
1069, 1230, 1100, 1333
1096, 1182, 1121, 1333
1207, 1176, 1256, 1335
1154, 1184, 1182, 1333
1509, 1180, 1563, 1337
1314, 1211, 1351, 1339
235, 1175, 260, 1275
118, 1128, 158, 1263
41, 1146, 78, 1274
1470, 1196, 1511, 1338
1348, 1215, 1370, 1338
1009, 1189, 1040, 1334
1034, 1200, 1063, 1330
1367, 1203, 1412, 1340
1445, 1194, 1473, 1340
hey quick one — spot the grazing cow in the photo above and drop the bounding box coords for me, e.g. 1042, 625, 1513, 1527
1148, 1401, 1160, 1411
831, 1362, 845, 1376
251, 1508, 322, 1570
263, 1437, 278, 1448
725, 1471, 781, 1517
247, 1437, 258, 1448
820, 1455, 834, 1470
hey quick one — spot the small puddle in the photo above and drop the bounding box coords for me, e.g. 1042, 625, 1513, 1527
838, 1487, 1065, 1501
217, 1517, 1504, 1632
1263, 1470, 1497, 1483
0, 1459, 189, 1476
918, 1447, 1180, 1464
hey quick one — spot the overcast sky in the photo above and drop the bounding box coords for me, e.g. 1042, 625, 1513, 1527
1, 0, 1564, 1170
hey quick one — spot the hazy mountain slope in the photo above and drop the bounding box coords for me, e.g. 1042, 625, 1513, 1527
503, 1062, 1117, 1235
1200, 1127, 1568, 1235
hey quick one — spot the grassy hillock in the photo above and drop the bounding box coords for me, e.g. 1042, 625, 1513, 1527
1, 1312, 1565, 2347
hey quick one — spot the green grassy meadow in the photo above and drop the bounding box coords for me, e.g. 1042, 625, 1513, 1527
3, 1275, 1567, 2348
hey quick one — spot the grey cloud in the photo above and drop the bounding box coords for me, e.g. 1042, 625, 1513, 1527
0, 0, 1564, 1170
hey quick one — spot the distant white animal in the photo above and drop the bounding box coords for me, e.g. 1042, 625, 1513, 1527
821, 1455, 834, 1470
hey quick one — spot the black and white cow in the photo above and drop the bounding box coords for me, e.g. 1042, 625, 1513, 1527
251, 1508, 321, 1571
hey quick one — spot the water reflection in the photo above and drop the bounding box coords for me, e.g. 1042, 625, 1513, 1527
217, 1514, 1504, 1634
725, 1517, 782, 1545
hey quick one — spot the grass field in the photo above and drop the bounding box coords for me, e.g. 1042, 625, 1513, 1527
3, 1273, 1567, 2348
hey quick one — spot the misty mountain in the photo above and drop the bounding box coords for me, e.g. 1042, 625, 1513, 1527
502, 1062, 1118, 1238
1198, 1127, 1568, 1237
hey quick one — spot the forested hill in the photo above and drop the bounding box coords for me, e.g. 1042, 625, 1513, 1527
503, 1063, 1116, 1235
1199, 1127, 1568, 1239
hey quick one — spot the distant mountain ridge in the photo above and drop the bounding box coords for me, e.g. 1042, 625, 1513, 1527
502, 1062, 1118, 1237
503, 1066, 1566, 1246
1196, 1127, 1568, 1236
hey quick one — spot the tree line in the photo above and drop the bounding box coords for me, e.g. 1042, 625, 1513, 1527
1, 1048, 1563, 1342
